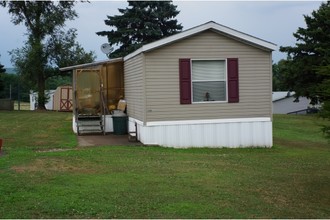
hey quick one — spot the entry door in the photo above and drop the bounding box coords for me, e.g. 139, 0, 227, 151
75, 69, 102, 115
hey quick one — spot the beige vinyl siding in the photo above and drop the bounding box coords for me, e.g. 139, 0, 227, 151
124, 54, 145, 122
144, 30, 272, 122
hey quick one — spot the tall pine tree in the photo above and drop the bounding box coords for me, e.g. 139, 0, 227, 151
280, 1, 330, 104
96, 1, 183, 58
280, 1, 330, 138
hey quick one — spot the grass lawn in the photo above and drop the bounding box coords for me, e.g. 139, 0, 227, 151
0, 111, 329, 218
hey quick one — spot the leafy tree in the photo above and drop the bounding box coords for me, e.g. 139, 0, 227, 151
280, 1, 330, 138
9, 28, 95, 105
317, 65, 330, 138
46, 75, 72, 90
96, 1, 183, 58
47, 28, 96, 69
0, 58, 5, 74
45, 28, 96, 90
0, 65, 5, 74
0, 72, 30, 102
0, 55, 6, 92
1, 1, 94, 109
272, 59, 290, 91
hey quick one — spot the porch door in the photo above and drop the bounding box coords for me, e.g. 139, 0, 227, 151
75, 69, 102, 115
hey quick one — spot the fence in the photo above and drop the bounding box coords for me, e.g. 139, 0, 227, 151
0, 99, 14, 110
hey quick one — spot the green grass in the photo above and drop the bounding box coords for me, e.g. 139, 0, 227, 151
0, 111, 76, 152
0, 111, 329, 218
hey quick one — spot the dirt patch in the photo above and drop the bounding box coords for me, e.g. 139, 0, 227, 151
77, 133, 143, 147
11, 158, 98, 174
36, 148, 73, 153
274, 137, 328, 149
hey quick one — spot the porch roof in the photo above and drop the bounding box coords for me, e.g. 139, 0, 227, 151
59, 57, 123, 72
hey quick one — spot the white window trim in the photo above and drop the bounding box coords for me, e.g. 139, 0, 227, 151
191, 59, 228, 104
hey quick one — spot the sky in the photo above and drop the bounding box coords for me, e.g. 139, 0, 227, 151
0, 1, 323, 68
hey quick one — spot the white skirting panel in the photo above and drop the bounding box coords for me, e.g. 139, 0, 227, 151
128, 117, 273, 148
72, 116, 77, 133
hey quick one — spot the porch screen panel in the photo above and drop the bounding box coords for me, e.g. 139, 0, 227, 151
106, 62, 124, 109
76, 69, 101, 114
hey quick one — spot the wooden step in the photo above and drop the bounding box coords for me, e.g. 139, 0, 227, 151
128, 132, 137, 142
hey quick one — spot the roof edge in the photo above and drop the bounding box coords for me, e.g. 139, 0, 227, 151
124, 21, 277, 61
59, 57, 123, 72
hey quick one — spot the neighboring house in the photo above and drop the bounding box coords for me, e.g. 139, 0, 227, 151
30, 85, 73, 111
60, 21, 276, 148
272, 91, 313, 114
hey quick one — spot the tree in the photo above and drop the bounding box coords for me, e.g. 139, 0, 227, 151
9, 28, 96, 104
272, 59, 290, 91
0, 55, 6, 92
0, 1, 93, 109
47, 28, 96, 70
280, 1, 330, 138
0, 72, 30, 102
45, 28, 96, 90
279, 1, 330, 103
0, 56, 5, 74
96, 1, 183, 58
317, 65, 330, 138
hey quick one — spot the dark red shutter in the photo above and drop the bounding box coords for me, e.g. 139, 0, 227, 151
227, 58, 239, 103
179, 59, 191, 104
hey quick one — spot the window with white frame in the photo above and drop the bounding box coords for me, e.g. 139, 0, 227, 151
191, 60, 226, 102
